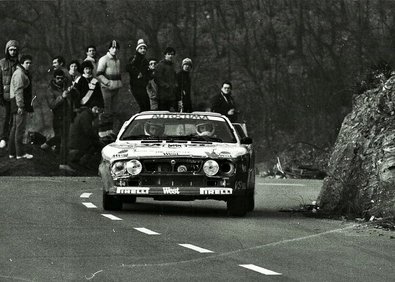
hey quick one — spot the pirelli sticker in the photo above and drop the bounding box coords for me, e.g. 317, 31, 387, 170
200, 188, 232, 195
116, 187, 150, 194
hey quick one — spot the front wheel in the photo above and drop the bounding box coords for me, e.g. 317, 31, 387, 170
227, 195, 248, 217
103, 191, 122, 211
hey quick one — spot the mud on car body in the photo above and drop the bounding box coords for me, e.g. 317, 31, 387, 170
99, 111, 255, 216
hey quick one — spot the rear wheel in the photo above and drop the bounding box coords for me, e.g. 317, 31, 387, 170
103, 191, 122, 211
227, 195, 248, 217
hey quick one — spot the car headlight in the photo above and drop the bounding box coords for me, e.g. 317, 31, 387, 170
126, 159, 142, 175
203, 160, 219, 176
220, 161, 235, 175
111, 161, 126, 177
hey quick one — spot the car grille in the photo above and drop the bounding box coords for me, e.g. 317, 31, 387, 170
142, 159, 203, 174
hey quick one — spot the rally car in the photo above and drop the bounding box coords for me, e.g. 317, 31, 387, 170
99, 111, 255, 216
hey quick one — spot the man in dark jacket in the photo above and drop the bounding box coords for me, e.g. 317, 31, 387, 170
154, 47, 179, 111
126, 39, 150, 112
0, 40, 19, 149
43, 69, 74, 172
210, 81, 238, 122
176, 58, 193, 112
8, 55, 34, 159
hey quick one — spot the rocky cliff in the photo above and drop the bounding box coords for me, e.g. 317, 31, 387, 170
318, 74, 395, 219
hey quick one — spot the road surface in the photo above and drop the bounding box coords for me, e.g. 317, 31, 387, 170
0, 177, 393, 281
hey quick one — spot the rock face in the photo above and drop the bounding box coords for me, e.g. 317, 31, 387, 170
318, 76, 395, 218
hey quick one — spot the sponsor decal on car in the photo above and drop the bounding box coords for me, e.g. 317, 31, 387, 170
163, 187, 180, 194
116, 187, 150, 194
152, 113, 209, 120
200, 188, 232, 195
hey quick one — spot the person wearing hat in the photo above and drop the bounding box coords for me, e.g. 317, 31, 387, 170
96, 40, 122, 138
126, 39, 150, 112
154, 47, 178, 111
0, 40, 20, 149
176, 58, 193, 112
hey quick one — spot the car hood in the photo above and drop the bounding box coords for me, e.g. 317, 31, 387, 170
102, 142, 248, 161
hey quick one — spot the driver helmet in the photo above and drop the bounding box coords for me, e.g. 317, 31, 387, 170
144, 121, 164, 136
196, 122, 215, 136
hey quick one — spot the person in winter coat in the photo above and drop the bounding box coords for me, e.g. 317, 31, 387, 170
0, 40, 20, 149
8, 55, 34, 159
209, 81, 238, 122
146, 58, 158, 110
126, 39, 150, 112
176, 58, 193, 112
96, 40, 122, 138
73, 60, 104, 110
154, 47, 179, 111
43, 69, 75, 172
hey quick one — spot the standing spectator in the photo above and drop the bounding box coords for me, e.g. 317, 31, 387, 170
126, 39, 150, 112
0, 40, 19, 149
68, 106, 103, 169
68, 60, 81, 84
52, 56, 72, 85
154, 47, 178, 111
74, 60, 103, 110
176, 58, 193, 112
8, 55, 34, 159
210, 81, 238, 122
96, 40, 122, 138
42, 69, 74, 172
84, 45, 97, 74
146, 58, 158, 110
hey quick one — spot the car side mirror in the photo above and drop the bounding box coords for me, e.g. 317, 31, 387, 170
240, 137, 252, 144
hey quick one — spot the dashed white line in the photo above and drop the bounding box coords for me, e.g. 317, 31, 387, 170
239, 264, 282, 275
101, 214, 123, 221
80, 193, 92, 198
134, 227, 160, 235
82, 202, 97, 208
178, 244, 214, 253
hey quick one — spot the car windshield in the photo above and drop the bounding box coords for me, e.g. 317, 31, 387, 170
120, 113, 237, 143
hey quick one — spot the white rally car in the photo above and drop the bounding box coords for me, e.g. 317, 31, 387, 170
99, 111, 255, 216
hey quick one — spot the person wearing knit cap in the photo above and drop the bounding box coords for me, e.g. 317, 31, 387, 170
126, 39, 150, 112
154, 47, 178, 111
96, 40, 122, 138
176, 58, 193, 112
0, 40, 20, 149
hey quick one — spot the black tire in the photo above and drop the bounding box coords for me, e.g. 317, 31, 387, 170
103, 191, 122, 211
227, 195, 248, 217
246, 191, 255, 212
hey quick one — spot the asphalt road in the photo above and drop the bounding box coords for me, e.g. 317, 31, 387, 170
0, 177, 394, 282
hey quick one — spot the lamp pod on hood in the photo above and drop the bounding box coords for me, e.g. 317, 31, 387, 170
5, 40, 19, 55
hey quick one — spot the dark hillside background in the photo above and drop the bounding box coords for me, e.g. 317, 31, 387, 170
1, 0, 395, 166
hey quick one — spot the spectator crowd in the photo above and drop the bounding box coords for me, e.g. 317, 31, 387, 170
0, 39, 239, 173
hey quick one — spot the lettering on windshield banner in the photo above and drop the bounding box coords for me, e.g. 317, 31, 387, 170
163, 187, 180, 194
117, 187, 150, 194
200, 188, 232, 195
152, 113, 209, 120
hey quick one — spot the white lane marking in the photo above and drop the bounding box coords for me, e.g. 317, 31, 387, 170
134, 227, 160, 235
178, 244, 214, 253
80, 193, 92, 198
259, 183, 305, 187
239, 264, 282, 275
82, 202, 97, 208
101, 214, 122, 221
